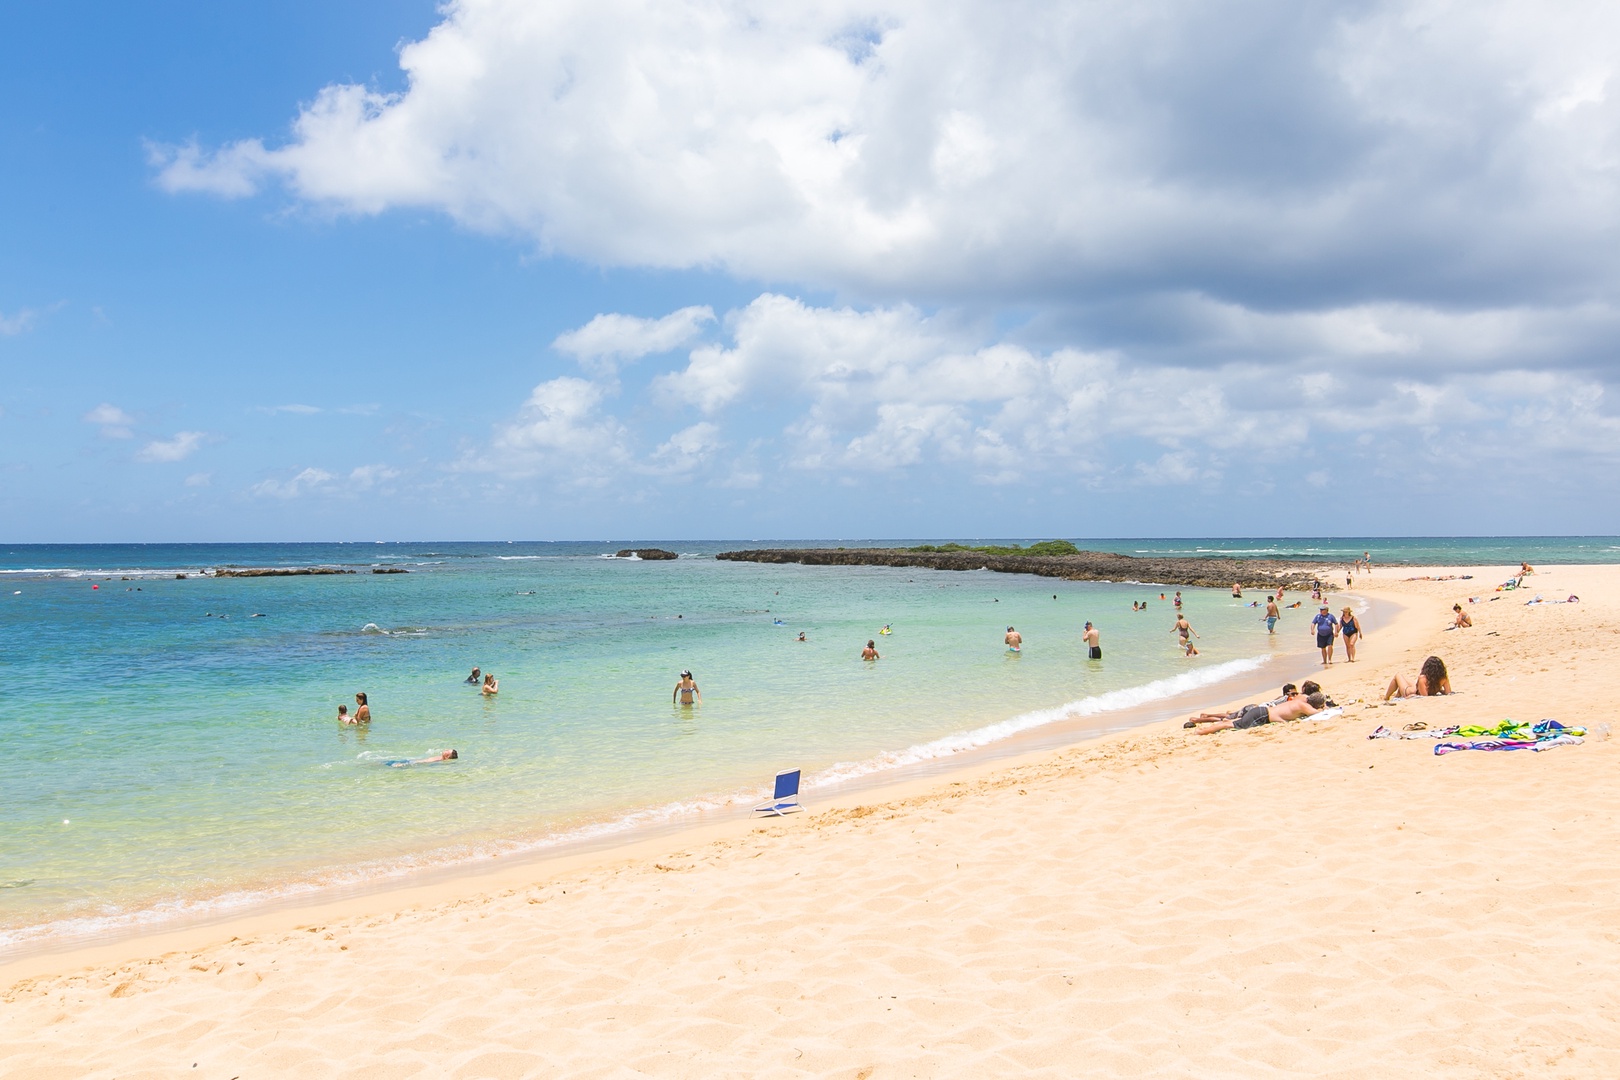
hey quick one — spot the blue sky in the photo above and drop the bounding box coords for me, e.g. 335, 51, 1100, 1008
3, 1, 1618, 542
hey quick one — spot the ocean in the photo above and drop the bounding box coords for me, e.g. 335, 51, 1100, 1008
1, 537, 1607, 951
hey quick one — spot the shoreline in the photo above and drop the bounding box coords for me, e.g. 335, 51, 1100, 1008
2, 591, 1346, 964
7, 564, 1618, 1076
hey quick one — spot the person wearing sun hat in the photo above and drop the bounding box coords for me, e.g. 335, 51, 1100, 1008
673, 669, 701, 706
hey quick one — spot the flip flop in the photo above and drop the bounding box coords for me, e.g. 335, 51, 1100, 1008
1403, 722, 1427, 732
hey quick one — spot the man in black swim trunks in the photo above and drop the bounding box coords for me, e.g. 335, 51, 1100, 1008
1188, 692, 1325, 734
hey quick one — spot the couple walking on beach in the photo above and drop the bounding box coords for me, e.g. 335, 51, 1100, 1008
1310, 605, 1363, 665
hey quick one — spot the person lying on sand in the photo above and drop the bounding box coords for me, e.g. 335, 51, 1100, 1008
1187, 691, 1326, 734
1384, 655, 1452, 700
1184, 682, 1304, 725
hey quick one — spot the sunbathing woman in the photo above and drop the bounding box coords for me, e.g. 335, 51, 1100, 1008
1384, 655, 1451, 701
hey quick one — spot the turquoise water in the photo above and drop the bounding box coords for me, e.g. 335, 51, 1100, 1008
0, 536, 1593, 948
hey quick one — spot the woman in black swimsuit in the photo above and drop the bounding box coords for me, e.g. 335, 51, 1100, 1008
1339, 606, 1361, 662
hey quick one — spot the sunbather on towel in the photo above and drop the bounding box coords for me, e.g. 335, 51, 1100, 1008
1384, 655, 1451, 700
1188, 691, 1325, 734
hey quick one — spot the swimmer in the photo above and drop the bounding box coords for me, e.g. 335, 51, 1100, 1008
465, 667, 482, 684
774, 619, 786, 626
673, 670, 701, 705
1005, 626, 1022, 652
797, 631, 807, 642
353, 693, 371, 723
481, 674, 498, 695
338, 704, 355, 724
880, 624, 893, 635
1083, 621, 1101, 660
862, 640, 881, 661
1174, 591, 1183, 609
389, 749, 459, 767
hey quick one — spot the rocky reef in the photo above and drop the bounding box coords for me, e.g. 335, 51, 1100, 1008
210, 567, 356, 578
615, 548, 679, 560
716, 548, 1334, 589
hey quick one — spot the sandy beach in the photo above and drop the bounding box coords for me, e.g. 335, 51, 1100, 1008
5, 564, 1618, 1079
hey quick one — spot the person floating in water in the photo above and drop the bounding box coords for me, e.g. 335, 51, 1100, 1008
1004, 626, 1022, 652
673, 669, 701, 705
862, 640, 881, 661
465, 667, 481, 684
389, 749, 458, 767
338, 704, 355, 724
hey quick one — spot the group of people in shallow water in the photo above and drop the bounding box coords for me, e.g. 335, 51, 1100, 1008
464, 667, 499, 694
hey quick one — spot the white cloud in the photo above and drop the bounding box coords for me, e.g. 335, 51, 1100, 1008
83, 404, 136, 439
136, 431, 207, 463
1, 308, 38, 336
650, 422, 724, 474
151, 0, 1620, 310
249, 467, 335, 499
553, 306, 714, 373
147, 139, 273, 198
349, 464, 400, 489
256, 404, 323, 415
478, 376, 630, 482
184, 472, 213, 487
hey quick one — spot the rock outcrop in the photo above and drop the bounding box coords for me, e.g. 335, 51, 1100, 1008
615, 548, 679, 560
716, 548, 1335, 589
210, 567, 356, 578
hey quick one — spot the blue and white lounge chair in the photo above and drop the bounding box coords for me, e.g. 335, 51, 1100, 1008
753, 769, 803, 816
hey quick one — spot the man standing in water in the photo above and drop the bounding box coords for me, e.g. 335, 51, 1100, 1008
1004, 626, 1022, 652
862, 640, 881, 661
1083, 621, 1102, 660
673, 670, 701, 706
1264, 596, 1281, 635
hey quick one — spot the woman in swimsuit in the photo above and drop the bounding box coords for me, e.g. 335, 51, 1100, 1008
481, 674, 499, 695
673, 670, 701, 705
1384, 655, 1451, 700
1339, 606, 1362, 662
353, 693, 371, 723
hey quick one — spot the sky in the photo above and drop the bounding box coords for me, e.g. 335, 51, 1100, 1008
3, 0, 1619, 542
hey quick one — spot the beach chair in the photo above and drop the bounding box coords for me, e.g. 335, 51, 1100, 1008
753, 769, 803, 816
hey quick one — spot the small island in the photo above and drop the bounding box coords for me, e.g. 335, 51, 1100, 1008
717, 541, 1329, 589
614, 548, 679, 560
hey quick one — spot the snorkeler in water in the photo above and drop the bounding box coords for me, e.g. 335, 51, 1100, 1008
388, 749, 459, 767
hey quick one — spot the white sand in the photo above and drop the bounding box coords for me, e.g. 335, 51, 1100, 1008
4, 564, 1619, 1078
